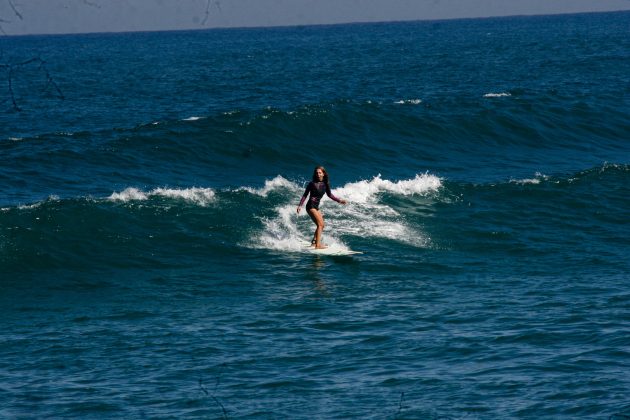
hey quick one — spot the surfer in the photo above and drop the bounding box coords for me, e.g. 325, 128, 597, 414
297, 166, 347, 249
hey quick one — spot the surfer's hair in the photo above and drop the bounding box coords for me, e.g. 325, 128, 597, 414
312, 166, 330, 187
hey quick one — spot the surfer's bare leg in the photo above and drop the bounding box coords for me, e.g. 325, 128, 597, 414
306, 209, 317, 245
307, 208, 326, 249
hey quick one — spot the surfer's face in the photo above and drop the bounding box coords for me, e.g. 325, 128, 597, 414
315, 168, 324, 181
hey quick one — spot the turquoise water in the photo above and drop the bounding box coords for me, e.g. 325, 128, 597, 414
1, 12, 629, 419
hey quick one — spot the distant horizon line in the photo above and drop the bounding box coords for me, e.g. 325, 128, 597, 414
2, 8, 628, 39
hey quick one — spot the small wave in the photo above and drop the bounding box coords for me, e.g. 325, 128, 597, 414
335, 173, 442, 204
152, 187, 215, 205
108, 187, 215, 206
455, 164, 630, 196
0, 195, 60, 212
14, 195, 60, 210
108, 188, 148, 202
484, 92, 511, 98
238, 175, 298, 197
182, 116, 203, 121
598, 162, 629, 173
510, 172, 549, 185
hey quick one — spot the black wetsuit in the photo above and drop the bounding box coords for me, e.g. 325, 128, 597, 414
299, 181, 341, 210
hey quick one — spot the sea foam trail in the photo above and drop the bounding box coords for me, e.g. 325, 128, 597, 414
250, 173, 441, 251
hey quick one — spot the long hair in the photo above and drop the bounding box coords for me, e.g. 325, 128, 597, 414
312, 166, 330, 187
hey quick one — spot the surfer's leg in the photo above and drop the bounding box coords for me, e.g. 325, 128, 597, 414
307, 208, 326, 249
307, 209, 318, 245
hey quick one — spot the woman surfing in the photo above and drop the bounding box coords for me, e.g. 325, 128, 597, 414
297, 166, 347, 249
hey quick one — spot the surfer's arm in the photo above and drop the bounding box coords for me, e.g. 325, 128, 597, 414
297, 183, 311, 213
326, 185, 347, 204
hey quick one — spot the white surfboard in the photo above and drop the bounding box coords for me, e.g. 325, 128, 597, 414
301, 241, 363, 256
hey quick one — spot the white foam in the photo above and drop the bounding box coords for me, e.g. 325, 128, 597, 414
510, 172, 548, 185
253, 205, 306, 252
484, 92, 511, 98
394, 99, 422, 105
334, 173, 441, 204
152, 187, 215, 206
251, 204, 355, 253
108, 187, 215, 206
183, 116, 203, 121
511, 178, 540, 185
327, 174, 440, 247
108, 187, 149, 202
239, 175, 299, 197
18, 203, 42, 210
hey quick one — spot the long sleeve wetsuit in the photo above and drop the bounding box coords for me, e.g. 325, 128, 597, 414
299, 181, 341, 210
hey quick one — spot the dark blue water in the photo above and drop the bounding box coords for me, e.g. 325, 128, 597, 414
1, 12, 629, 419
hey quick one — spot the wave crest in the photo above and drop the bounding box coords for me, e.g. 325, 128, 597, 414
108, 187, 215, 206
335, 173, 442, 204
237, 175, 298, 197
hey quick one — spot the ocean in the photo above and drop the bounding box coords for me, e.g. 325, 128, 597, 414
1, 11, 629, 419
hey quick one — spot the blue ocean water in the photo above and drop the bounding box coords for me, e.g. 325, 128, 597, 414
1, 11, 629, 419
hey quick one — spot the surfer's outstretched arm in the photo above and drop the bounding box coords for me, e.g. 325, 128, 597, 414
326, 184, 347, 205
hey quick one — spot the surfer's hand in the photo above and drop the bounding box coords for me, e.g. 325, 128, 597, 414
341, 199, 347, 205
296, 206, 301, 214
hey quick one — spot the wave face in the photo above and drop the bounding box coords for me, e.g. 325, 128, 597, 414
1, 12, 630, 420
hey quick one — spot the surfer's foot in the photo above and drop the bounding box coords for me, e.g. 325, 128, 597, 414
315, 245, 328, 249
